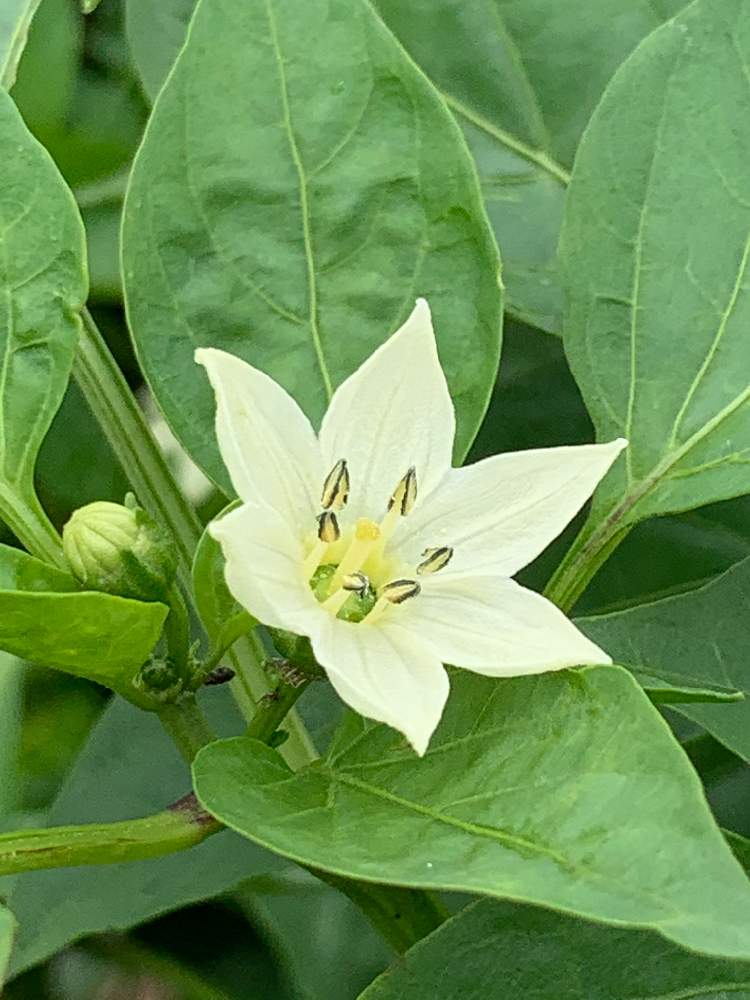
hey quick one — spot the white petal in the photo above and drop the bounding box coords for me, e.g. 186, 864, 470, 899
209, 503, 322, 634
196, 348, 322, 530
396, 439, 627, 577
398, 574, 611, 676
310, 616, 449, 755
318, 299, 455, 520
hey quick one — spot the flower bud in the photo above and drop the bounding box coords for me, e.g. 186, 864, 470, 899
63, 496, 177, 601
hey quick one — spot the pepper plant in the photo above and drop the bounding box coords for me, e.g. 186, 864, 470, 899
4, 0, 750, 997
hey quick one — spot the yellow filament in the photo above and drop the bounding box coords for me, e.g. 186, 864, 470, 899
322, 587, 351, 616
362, 594, 390, 625
330, 518, 381, 589
302, 539, 330, 579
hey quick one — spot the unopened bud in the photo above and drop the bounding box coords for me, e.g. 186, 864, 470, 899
63, 496, 177, 601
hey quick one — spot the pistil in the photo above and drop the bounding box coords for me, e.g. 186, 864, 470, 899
330, 518, 381, 589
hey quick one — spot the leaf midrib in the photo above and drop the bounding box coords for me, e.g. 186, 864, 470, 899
263, 0, 334, 402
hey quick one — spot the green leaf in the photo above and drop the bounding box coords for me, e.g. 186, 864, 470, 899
358, 898, 750, 1000
0, 545, 168, 705
122, 0, 502, 491
0, 87, 86, 563
0, 905, 14, 988
3, 692, 280, 978
10, 0, 80, 134
0, 542, 76, 592
578, 556, 750, 764
125, 0, 194, 101
194, 665, 750, 960
0, 590, 167, 705
0, 0, 44, 88
378, 0, 688, 333
192, 507, 254, 647
122, 0, 685, 337
561, 0, 750, 540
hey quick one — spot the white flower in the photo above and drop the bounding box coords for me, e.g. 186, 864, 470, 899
196, 300, 626, 755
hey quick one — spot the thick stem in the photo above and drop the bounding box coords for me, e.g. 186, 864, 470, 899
543, 512, 632, 613
74, 308, 202, 592
245, 673, 311, 744
158, 695, 216, 763
0, 793, 219, 876
73, 308, 317, 766
163, 582, 192, 681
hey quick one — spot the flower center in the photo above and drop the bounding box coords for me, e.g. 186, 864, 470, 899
303, 460, 452, 623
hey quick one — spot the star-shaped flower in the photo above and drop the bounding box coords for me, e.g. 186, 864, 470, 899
197, 300, 626, 754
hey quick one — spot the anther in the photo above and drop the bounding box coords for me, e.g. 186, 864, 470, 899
417, 546, 453, 575
380, 578, 421, 604
316, 511, 340, 543
321, 459, 350, 511
388, 466, 417, 517
342, 572, 371, 597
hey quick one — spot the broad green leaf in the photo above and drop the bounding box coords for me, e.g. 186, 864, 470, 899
378, 0, 683, 332
194, 665, 750, 960
359, 898, 750, 1000
125, 0, 194, 100
122, 0, 502, 491
0, 905, 14, 987
123, 0, 684, 337
0, 87, 86, 562
0, 546, 168, 705
579, 557, 750, 765
0, 0, 44, 88
3, 693, 279, 978
561, 0, 750, 547
0, 542, 77, 593
0, 590, 167, 705
10, 0, 80, 133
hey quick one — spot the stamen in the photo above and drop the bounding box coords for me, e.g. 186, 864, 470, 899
302, 511, 340, 579
363, 577, 421, 625
322, 572, 372, 618
377, 466, 418, 551
330, 518, 381, 589
317, 511, 340, 543
388, 466, 417, 516
417, 546, 453, 575
380, 578, 421, 604
321, 459, 350, 511
342, 572, 371, 597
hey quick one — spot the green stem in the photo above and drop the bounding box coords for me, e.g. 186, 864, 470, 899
0, 793, 220, 876
73, 307, 317, 767
245, 673, 311, 743
163, 582, 192, 680
158, 695, 216, 763
543, 511, 632, 613
313, 872, 448, 953
74, 307, 202, 592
